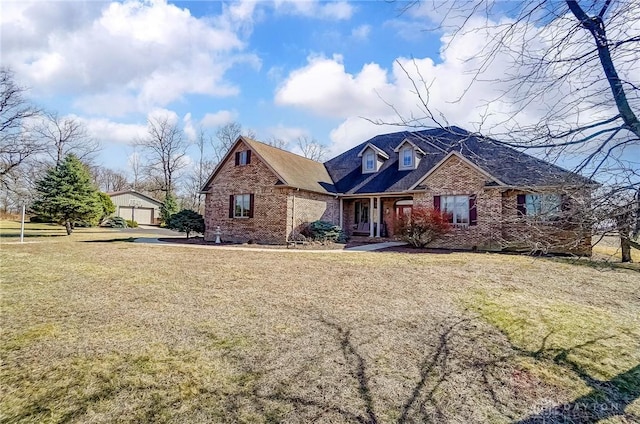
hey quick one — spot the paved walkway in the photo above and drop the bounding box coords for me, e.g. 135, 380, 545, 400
133, 237, 406, 253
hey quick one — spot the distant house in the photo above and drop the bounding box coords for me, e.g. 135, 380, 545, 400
107, 190, 162, 226
201, 127, 594, 255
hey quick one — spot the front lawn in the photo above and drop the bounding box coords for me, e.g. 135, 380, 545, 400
1, 223, 638, 423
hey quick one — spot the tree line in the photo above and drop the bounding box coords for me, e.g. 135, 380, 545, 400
0, 67, 329, 217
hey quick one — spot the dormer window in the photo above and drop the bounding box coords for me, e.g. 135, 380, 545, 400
357, 143, 389, 174
401, 148, 413, 168
394, 138, 424, 170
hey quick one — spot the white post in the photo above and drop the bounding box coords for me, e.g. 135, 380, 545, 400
376, 197, 382, 237
20, 204, 25, 243
369, 197, 374, 238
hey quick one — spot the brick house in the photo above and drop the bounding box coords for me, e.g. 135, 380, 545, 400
202, 127, 593, 254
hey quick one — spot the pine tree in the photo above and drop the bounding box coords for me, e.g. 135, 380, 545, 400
160, 192, 179, 226
32, 154, 102, 235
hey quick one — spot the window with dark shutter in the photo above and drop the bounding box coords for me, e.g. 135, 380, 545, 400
433, 196, 441, 211
234, 152, 240, 166
516, 194, 526, 216
246, 150, 251, 165
469, 194, 477, 226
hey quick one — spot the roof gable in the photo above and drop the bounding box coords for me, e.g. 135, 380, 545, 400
357, 143, 390, 159
202, 136, 336, 194
107, 190, 163, 206
323, 127, 591, 194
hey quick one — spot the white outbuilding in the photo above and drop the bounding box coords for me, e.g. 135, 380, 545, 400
107, 190, 162, 225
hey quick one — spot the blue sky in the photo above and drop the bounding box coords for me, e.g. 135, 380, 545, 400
2, 0, 638, 181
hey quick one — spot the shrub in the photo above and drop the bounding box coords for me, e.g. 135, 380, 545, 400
97, 192, 116, 220
394, 207, 451, 248
101, 216, 128, 228
167, 209, 204, 239
306, 220, 347, 243
126, 219, 138, 228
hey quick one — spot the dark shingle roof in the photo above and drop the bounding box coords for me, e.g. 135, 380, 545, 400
323, 126, 590, 194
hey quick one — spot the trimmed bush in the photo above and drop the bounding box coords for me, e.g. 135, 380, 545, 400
126, 219, 138, 228
306, 220, 347, 243
168, 209, 204, 239
101, 216, 128, 228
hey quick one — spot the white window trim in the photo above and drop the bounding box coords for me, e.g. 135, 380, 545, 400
442, 195, 470, 226
233, 193, 251, 218
399, 147, 414, 170
238, 150, 248, 166
363, 151, 376, 173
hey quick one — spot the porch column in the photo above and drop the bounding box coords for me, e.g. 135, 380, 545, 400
369, 197, 375, 237
376, 196, 382, 237
339, 198, 344, 229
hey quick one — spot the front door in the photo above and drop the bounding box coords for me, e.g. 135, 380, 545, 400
354, 200, 370, 233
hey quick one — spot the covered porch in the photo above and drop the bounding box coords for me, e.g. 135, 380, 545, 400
339, 195, 414, 238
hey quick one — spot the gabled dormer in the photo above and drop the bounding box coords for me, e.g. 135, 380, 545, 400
357, 143, 389, 174
394, 138, 425, 171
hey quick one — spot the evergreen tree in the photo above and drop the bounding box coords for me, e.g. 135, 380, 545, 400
168, 209, 204, 239
31, 154, 102, 235
160, 192, 179, 226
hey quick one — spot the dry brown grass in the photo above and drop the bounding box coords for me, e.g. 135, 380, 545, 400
1, 222, 639, 423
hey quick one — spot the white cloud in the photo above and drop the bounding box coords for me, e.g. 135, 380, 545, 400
273, 0, 353, 20
265, 125, 308, 143
201, 110, 239, 128
73, 116, 147, 146
351, 24, 371, 41
275, 8, 640, 157
2, 0, 260, 116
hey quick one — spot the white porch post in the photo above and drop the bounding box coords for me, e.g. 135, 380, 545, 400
376, 196, 382, 237
369, 197, 375, 237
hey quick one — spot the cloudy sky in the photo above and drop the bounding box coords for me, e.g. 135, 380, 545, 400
2, 0, 638, 176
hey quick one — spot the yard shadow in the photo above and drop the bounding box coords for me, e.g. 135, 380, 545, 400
82, 237, 137, 243
511, 335, 640, 423
0, 232, 66, 238
227, 309, 640, 423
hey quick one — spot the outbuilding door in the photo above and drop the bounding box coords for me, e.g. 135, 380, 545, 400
118, 207, 154, 225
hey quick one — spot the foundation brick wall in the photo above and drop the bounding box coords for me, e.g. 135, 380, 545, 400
287, 191, 340, 238
203, 141, 289, 244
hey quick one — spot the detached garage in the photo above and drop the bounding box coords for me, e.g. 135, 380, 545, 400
107, 190, 163, 226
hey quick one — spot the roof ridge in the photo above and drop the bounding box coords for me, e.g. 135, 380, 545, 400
243, 137, 324, 164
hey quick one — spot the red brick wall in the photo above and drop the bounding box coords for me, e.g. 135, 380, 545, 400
203, 141, 289, 244
204, 141, 340, 244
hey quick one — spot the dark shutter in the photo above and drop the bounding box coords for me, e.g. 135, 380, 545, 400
234, 152, 240, 166
248, 194, 254, 218
469, 194, 477, 226
229, 195, 235, 218
516, 194, 526, 216
246, 150, 251, 164
433, 196, 441, 211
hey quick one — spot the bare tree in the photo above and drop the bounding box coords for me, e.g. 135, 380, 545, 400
32, 111, 100, 166
265, 137, 288, 150
390, 0, 640, 261
296, 136, 328, 161
211, 122, 257, 162
134, 114, 189, 197
91, 166, 130, 193
0, 68, 42, 187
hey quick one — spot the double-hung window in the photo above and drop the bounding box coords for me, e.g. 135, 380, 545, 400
517, 193, 561, 219
235, 150, 251, 166
364, 152, 375, 171
434, 195, 477, 226
230, 194, 253, 218
402, 148, 413, 168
